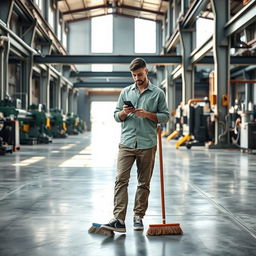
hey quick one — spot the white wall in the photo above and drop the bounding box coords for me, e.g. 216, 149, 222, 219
68, 16, 161, 72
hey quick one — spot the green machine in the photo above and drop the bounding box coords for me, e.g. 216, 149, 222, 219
66, 113, 79, 135
48, 109, 68, 138
0, 98, 20, 153
27, 104, 52, 144
0, 114, 13, 155
18, 104, 52, 145
0, 98, 19, 119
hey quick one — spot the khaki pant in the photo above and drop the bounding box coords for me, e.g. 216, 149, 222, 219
113, 144, 157, 221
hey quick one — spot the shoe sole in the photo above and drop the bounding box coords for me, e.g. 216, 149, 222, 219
101, 225, 126, 233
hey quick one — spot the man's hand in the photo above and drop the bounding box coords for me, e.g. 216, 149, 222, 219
134, 108, 148, 118
134, 109, 158, 123
123, 105, 135, 115
118, 105, 135, 121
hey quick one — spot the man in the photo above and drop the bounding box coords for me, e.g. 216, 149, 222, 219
102, 58, 169, 233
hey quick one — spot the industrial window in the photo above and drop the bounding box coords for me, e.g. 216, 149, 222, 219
48, 6, 55, 29
91, 15, 113, 53
135, 19, 156, 53
34, 0, 43, 10
57, 21, 62, 41
196, 17, 214, 48
91, 15, 113, 71
63, 30, 67, 49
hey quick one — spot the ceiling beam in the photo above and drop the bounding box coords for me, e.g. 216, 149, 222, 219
66, 12, 161, 23
181, 0, 209, 28
34, 55, 182, 65
63, 4, 111, 15
118, 4, 164, 16
190, 36, 213, 64
73, 82, 130, 88
225, 0, 256, 36
34, 54, 256, 66
70, 71, 156, 77
62, 4, 164, 16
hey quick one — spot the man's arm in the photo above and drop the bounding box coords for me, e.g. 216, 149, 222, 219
134, 109, 158, 123
118, 106, 135, 121
155, 91, 170, 123
134, 90, 169, 123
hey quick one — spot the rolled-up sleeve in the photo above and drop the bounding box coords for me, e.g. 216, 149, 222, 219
114, 91, 124, 122
156, 90, 169, 123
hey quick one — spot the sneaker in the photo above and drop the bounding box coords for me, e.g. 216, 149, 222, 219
101, 218, 126, 233
133, 216, 144, 231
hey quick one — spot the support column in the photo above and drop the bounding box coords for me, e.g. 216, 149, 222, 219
0, 44, 5, 100
54, 5, 59, 36
156, 66, 165, 87
166, 1, 173, 39
173, 0, 180, 30
61, 84, 68, 114
73, 90, 78, 114
0, 36, 10, 100
166, 66, 176, 132
180, 27, 194, 104
23, 55, 33, 108
68, 88, 73, 113
78, 89, 91, 131
44, 0, 49, 22
211, 0, 230, 145
181, 0, 189, 15
243, 71, 252, 111
56, 77, 61, 109
40, 67, 50, 111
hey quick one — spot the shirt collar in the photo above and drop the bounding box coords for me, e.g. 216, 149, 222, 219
132, 81, 153, 91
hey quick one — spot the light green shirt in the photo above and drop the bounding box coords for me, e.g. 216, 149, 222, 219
114, 82, 169, 149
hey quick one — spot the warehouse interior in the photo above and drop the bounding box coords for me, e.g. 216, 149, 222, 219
0, 0, 256, 255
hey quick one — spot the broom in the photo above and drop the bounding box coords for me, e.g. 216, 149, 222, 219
147, 125, 183, 236
88, 223, 114, 236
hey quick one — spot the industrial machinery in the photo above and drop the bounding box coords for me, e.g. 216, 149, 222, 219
240, 122, 256, 151
66, 113, 86, 135
48, 109, 68, 138
0, 113, 13, 155
228, 79, 256, 151
175, 98, 214, 149
18, 104, 52, 144
28, 104, 52, 144
239, 103, 256, 152
66, 113, 79, 135
0, 98, 20, 152
166, 103, 184, 141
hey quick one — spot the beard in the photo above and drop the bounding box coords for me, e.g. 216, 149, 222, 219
136, 79, 146, 86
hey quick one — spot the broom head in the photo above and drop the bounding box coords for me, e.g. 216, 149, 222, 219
147, 223, 183, 236
88, 223, 114, 236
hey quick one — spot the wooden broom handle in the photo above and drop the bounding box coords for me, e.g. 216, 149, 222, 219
157, 125, 166, 224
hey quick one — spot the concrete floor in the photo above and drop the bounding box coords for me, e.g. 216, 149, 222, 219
0, 127, 256, 256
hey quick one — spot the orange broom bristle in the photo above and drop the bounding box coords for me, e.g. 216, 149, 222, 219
147, 127, 184, 236
147, 223, 183, 236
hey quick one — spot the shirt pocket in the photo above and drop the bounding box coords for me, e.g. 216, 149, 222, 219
144, 98, 158, 112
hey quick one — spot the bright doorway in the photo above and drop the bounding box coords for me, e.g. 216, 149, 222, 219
90, 101, 121, 149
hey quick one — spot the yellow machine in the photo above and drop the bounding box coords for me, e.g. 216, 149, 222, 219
175, 135, 192, 149
167, 130, 180, 141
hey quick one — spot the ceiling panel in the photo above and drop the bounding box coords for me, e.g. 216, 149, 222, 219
58, 0, 168, 22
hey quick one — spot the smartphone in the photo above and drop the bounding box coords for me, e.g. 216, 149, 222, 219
124, 101, 135, 108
